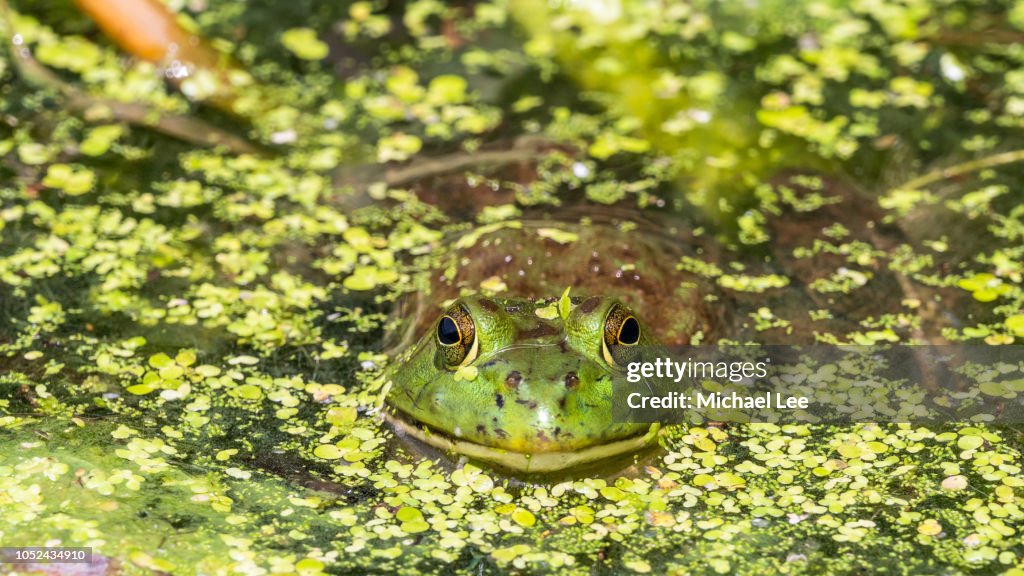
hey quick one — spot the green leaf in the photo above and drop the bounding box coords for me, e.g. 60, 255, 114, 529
1007, 315, 1024, 337
396, 507, 422, 522
233, 384, 263, 400
957, 435, 984, 451
175, 350, 197, 367
281, 28, 329, 60
536, 228, 578, 244
427, 75, 468, 105
80, 125, 124, 156
558, 286, 572, 321
36, 36, 102, 72
511, 508, 536, 527
377, 133, 422, 162
126, 383, 156, 395
313, 444, 342, 460
148, 353, 174, 369
17, 142, 52, 165
43, 164, 95, 196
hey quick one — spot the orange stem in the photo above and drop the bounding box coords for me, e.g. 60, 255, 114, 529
75, 0, 223, 65
73, 0, 240, 110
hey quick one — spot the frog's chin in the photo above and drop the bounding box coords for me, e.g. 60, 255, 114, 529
384, 410, 661, 474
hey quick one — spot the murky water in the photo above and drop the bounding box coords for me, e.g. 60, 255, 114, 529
2, 0, 1024, 574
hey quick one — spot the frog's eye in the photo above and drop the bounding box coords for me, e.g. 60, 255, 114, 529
602, 304, 640, 365
436, 304, 478, 368
437, 317, 461, 345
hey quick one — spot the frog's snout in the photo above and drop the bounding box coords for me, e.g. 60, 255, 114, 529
483, 345, 590, 391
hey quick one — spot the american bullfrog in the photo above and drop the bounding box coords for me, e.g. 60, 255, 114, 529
381, 176, 935, 475
385, 294, 662, 474
381, 210, 729, 475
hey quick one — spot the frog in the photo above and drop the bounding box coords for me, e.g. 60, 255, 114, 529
380, 170, 957, 476
384, 294, 662, 474
381, 210, 729, 475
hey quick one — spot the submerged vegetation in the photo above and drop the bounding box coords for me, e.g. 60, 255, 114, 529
1, 0, 1024, 573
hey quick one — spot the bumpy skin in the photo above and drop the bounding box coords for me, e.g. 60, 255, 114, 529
410, 220, 719, 347
386, 295, 657, 454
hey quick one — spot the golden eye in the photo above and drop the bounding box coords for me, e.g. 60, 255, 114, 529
436, 304, 478, 368
602, 304, 640, 365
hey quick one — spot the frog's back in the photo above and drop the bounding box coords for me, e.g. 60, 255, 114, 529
415, 212, 720, 346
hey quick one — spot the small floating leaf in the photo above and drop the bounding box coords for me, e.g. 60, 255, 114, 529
233, 384, 263, 400
281, 28, 329, 60
43, 164, 95, 196
941, 475, 968, 491
511, 508, 536, 527
427, 75, 468, 105
957, 435, 984, 451
536, 228, 579, 244
480, 276, 507, 293
917, 519, 942, 536
80, 125, 124, 156
535, 303, 558, 319
313, 444, 342, 460
1007, 315, 1024, 337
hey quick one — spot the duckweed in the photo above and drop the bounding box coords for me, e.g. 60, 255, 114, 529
1, 0, 1024, 574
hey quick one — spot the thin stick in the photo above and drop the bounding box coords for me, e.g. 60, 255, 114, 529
383, 145, 553, 187
897, 149, 1024, 191
64, 92, 259, 154
333, 137, 567, 205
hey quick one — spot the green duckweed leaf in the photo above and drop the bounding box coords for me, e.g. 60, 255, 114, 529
281, 28, 329, 60
43, 164, 95, 196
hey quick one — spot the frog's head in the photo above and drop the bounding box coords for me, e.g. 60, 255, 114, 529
385, 295, 659, 473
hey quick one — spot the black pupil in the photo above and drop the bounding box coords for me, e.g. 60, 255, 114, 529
438, 316, 461, 345
619, 317, 640, 344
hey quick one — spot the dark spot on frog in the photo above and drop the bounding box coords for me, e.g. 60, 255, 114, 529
476, 425, 487, 435
515, 398, 539, 409
494, 429, 508, 439
495, 393, 504, 408
558, 340, 569, 353
565, 372, 579, 388
558, 396, 567, 409
519, 323, 559, 339
479, 299, 499, 312
505, 370, 522, 388
538, 430, 551, 442
580, 296, 602, 313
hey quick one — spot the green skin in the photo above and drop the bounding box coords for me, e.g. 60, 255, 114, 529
385, 295, 662, 470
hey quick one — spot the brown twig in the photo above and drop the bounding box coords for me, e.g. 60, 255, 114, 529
332, 136, 571, 210
382, 138, 558, 187
929, 28, 1024, 47
64, 92, 259, 154
896, 149, 1024, 191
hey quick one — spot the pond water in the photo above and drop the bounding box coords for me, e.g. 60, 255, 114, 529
2, 0, 1024, 574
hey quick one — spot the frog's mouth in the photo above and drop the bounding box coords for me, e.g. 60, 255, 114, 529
384, 409, 661, 474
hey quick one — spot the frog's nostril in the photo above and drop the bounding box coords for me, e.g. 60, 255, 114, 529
564, 372, 580, 388
505, 371, 522, 388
